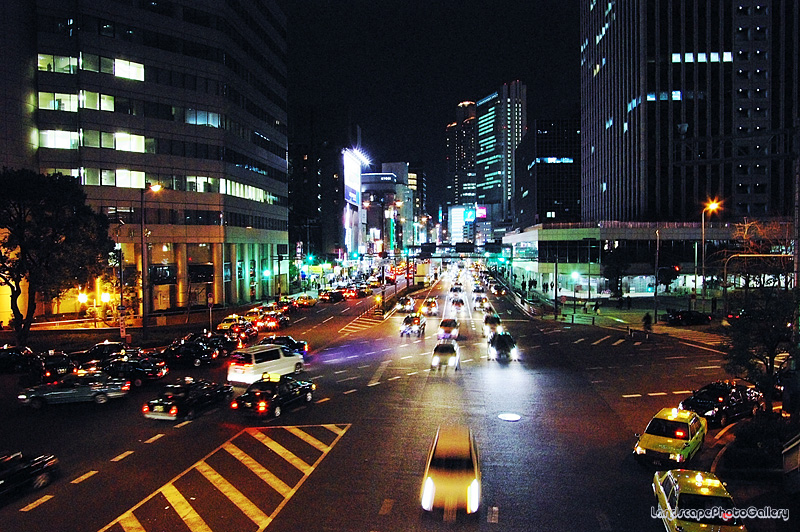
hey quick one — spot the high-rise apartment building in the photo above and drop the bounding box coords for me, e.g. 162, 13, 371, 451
476, 81, 527, 235
444, 101, 478, 208
581, 1, 799, 222
1, 0, 288, 317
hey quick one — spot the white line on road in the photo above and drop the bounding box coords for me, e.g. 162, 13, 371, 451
586, 367, 604, 370
334, 370, 348, 374
400, 355, 413, 359
612, 339, 625, 346
622, 394, 642, 398
592, 335, 611, 345
367, 382, 381, 387
715, 424, 735, 440
487, 506, 499, 524
144, 434, 164, 444
175, 420, 192, 428
336, 376, 358, 383
388, 376, 401, 381
343, 389, 357, 394
695, 365, 722, 370
679, 342, 726, 354
293, 317, 307, 323
634, 341, 642, 345
111, 451, 134, 462
673, 390, 692, 395
322, 316, 334, 323
71, 470, 98, 484
368, 360, 391, 386
407, 371, 418, 375
648, 392, 668, 396
573, 338, 585, 344
665, 356, 687, 360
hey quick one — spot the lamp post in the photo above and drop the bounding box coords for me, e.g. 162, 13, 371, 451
701, 201, 720, 312
140, 183, 161, 338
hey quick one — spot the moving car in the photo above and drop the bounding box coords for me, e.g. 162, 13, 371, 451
319, 290, 345, 303
294, 294, 318, 307
228, 320, 259, 344
216, 314, 249, 332
490, 284, 507, 296
482, 314, 503, 336
259, 335, 310, 361
400, 313, 427, 337
244, 307, 268, 329
430, 340, 460, 371
158, 342, 219, 367
261, 311, 289, 331
68, 341, 132, 366
451, 297, 465, 312
653, 469, 747, 531
395, 296, 415, 312
227, 344, 304, 385
487, 332, 518, 360
679, 381, 764, 426
142, 377, 233, 420
437, 319, 460, 340
421, 426, 481, 515
18, 371, 130, 409
0, 451, 59, 498
18, 351, 77, 387
100, 356, 169, 388
634, 408, 707, 466
664, 310, 712, 326
230, 373, 315, 418
473, 295, 489, 311
176, 331, 237, 358
421, 297, 439, 316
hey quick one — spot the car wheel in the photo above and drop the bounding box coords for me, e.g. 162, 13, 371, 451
274, 405, 281, 418
192, 358, 202, 367
94, 393, 109, 405
305, 392, 313, 402
718, 413, 728, 427
30, 398, 45, 410
294, 363, 303, 374
32, 472, 51, 490
133, 378, 144, 388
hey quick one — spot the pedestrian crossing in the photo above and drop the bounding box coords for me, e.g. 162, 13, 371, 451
338, 312, 385, 335
99, 424, 350, 532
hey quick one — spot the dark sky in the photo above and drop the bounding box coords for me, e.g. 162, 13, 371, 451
279, 0, 580, 195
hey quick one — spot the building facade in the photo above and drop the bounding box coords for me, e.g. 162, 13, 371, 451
476, 81, 527, 236
1, 0, 289, 321
581, 0, 800, 222
445, 101, 478, 208
514, 119, 582, 228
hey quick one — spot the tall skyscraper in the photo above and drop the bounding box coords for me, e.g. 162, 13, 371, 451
581, 1, 800, 222
1, 1, 288, 315
514, 119, 582, 228
445, 101, 477, 207
476, 81, 527, 235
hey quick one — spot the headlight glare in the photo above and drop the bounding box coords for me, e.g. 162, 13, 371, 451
421, 477, 435, 511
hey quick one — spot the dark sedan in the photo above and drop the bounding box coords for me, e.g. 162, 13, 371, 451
679, 380, 764, 426
18, 371, 130, 409
0, 451, 59, 498
176, 332, 238, 358
142, 378, 233, 420
158, 342, 219, 367
230, 374, 315, 418
69, 341, 137, 366
0, 345, 33, 373
259, 335, 310, 361
18, 352, 77, 387
100, 357, 169, 388
665, 310, 712, 326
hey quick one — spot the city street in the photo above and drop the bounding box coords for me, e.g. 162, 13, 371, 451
0, 274, 791, 531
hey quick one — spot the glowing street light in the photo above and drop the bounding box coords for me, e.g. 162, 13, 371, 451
701, 200, 721, 310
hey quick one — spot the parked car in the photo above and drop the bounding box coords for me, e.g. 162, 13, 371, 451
176, 331, 238, 358
18, 371, 130, 409
679, 380, 764, 426
216, 314, 248, 332
142, 377, 233, 420
0, 451, 59, 498
259, 335, 310, 361
230, 373, 315, 418
664, 309, 712, 326
228, 321, 259, 344
0, 345, 33, 373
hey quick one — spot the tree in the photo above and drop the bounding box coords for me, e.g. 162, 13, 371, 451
601, 245, 631, 297
0, 169, 115, 344
723, 290, 796, 414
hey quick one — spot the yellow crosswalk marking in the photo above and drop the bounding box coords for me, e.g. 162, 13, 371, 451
117, 512, 146, 532
284, 426, 328, 452
195, 461, 271, 528
323, 424, 346, 436
161, 484, 213, 532
249, 430, 312, 474
223, 442, 291, 498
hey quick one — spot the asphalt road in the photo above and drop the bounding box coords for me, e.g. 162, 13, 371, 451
0, 269, 785, 531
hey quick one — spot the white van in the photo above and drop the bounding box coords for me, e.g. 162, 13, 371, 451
227, 345, 304, 385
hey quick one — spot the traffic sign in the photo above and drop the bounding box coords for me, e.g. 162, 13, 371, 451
560, 295, 567, 304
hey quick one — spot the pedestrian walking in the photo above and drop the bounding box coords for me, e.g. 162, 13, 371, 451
626, 296, 632, 309
642, 312, 653, 339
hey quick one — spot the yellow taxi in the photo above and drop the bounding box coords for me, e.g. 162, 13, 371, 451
634, 408, 707, 466
652, 469, 747, 531
421, 426, 481, 517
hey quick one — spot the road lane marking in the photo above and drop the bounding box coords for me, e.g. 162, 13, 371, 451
648, 392, 668, 396
612, 339, 625, 346
111, 451, 134, 462
195, 461, 271, 528
400, 355, 413, 359
586, 367, 604, 370
367, 382, 381, 387
634, 341, 642, 345
344, 389, 357, 394
284, 426, 331, 452
573, 338, 585, 344
19, 495, 53, 512
679, 342, 726, 354
388, 376, 401, 380
715, 424, 735, 440
487, 506, 499, 523
224, 442, 291, 497
175, 420, 192, 428
695, 365, 722, 369
336, 376, 358, 383
160, 483, 213, 531
118, 512, 146, 531
666, 356, 687, 360
71, 470, 98, 484
379, 498, 394, 515
592, 335, 611, 345
407, 371, 418, 375
315, 397, 330, 404
144, 434, 164, 444
368, 360, 391, 386
322, 316, 334, 323
250, 431, 312, 474
622, 394, 642, 398
673, 390, 692, 395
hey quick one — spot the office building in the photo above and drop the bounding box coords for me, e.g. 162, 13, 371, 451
445, 101, 478, 208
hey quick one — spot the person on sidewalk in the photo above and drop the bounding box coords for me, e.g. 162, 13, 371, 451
642, 312, 653, 336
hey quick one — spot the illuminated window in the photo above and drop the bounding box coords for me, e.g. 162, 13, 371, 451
82, 168, 100, 186
100, 94, 114, 112
80, 53, 99, 72
39, 130, 79, 149
101, 169, 115, 186
80, 90, 99, 110
114, 59, 144, 81
38, 92, 78, 112
114, 132, 145, 152
115, 169, 145, 188
82, 129, 100, 147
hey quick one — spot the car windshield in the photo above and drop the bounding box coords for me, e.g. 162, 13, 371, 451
693, 387, 726, 402
430, 456, 472, 471
441, 320, 457, 328
677, 494, 740, 525
159, 386, 187, 399
644, 418, 690, 440
492, 335, 515, 348
434, 345, 456, 354
230, 352, 251, 363
247, 382, 277, 394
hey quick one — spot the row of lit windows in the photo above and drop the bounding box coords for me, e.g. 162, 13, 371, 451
670, 52, 733, 63
39, 129, 145, 152
46, 166, 281, 205
39, 91, 115, 112
38, 53, 144, 81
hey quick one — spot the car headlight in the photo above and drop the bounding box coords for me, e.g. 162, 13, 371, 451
467, 478, 481, 514
17, 394, 28, 401
431, 356, 440, 367
634, 445, 646, 455
511, 347, 519, 360
669, 453, 684, 462
448, 356, 457, 367
704, 409, 717, 417
488, 346, 497, 358
421, 477, 435, 511
496, 325, 504, 333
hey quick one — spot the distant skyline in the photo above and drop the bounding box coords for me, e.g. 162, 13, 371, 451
279, 0, 580, 207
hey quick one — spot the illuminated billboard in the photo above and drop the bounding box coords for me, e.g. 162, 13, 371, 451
342, 148, 368, 207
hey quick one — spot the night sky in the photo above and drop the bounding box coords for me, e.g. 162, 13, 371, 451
279, 1, 580, 203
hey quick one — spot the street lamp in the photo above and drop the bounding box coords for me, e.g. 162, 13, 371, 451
701, 200, 720, 311
140, 183, 162, 338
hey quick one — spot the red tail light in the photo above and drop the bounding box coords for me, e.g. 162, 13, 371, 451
304, 345, 309, 352
169, 406, 178, 416
675, 430, 686, 438
142, 404, 150, 413
45, 371, 51, 377
230, 401, 238, 409
122, 381, 131, 391
257, 401, 267, 412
